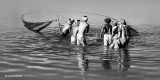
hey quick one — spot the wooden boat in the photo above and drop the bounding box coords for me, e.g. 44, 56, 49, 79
21, 15, 54, 32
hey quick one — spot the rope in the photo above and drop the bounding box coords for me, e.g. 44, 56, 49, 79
21, 11, 119, 22
21, 11, 120, 33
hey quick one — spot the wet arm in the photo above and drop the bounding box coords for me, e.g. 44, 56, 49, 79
118, 27, 121, 38
100, 27, 105, 38
86, 25, 90, 33
69, 26, 73, 32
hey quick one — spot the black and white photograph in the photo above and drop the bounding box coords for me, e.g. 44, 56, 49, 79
0, 0, 160, 80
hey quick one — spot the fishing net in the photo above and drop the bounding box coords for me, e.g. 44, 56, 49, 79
21, 11, 118, 31
21, 11, 138, 36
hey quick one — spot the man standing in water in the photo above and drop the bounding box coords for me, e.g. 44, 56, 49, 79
109, 21, 120, 48
118, 19, 129, 48
100, 18, 112, 47
109, 19, 130, 49
71, 20, 80, 43
60, 19, 75, 37
77, 16, 90, 46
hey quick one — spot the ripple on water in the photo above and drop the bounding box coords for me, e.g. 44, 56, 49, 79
1, 26, 160, 80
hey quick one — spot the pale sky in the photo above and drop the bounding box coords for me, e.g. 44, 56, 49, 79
0, 0, 160, 27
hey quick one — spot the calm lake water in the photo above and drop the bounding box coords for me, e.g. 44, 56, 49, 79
0, 1, 160, 80
0, 16, 160, 80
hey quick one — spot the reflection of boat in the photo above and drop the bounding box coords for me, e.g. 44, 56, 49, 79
21, 15, 54, 32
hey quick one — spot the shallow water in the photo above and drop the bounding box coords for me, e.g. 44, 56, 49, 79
0, 0, 160, 79
0, 23, 160, 80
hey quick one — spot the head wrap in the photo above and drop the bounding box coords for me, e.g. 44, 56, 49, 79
82, 16, 88, 21
119, 19, 126, 25
104, 18, 111, 23
113, 21, 118, 26
68, 19, 71, 23
70, 19, 75, 24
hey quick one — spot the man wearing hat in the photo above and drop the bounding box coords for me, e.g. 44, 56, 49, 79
100, 18, 113, 46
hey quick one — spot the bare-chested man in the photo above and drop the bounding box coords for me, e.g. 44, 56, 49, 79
60, 19, 74, 37
100, 18, 112, 46
71, 20, 80, 43
77, 16, 90, 46
109, 21, 120, 48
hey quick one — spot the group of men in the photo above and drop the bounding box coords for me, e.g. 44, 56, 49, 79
59, 16, 130, 48
60, 16, 89, 46
100, 18, 130, 48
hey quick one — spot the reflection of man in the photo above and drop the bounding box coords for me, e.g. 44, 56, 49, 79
76, 46, 89, 72
102, 59, 111, 70
118, 49, 130, 71
100, 46, 112, 70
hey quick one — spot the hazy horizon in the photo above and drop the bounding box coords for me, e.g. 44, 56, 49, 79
0, 0, 160, 28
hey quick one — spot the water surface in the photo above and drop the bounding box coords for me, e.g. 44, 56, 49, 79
0, 23, 160, 80
0, 0, 160, 80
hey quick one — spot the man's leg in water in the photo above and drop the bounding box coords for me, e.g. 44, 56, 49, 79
71, 36, 76, 43
104, 34, 109, 46
77, 34, 81, 45
109, 39, 115, 48
119, 38, 127, 48
77, 34, 86, 46
109, 39, 119, 49
81, 36, 86, 46
83, 36, 88, 46
109, 42, 114, 48
114, 42, 119, 48
77, 38, 80, 45
108, 35, 112, 46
